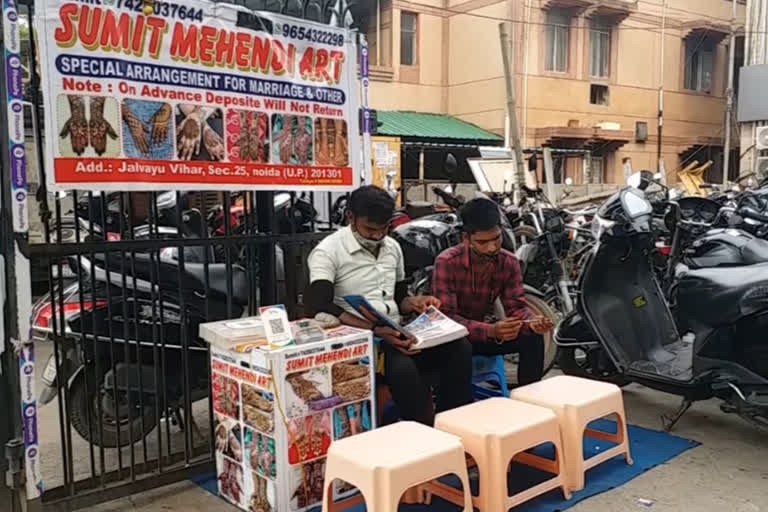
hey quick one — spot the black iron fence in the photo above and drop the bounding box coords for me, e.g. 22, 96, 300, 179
0, 0, 360, 509
31, 190, 333, 511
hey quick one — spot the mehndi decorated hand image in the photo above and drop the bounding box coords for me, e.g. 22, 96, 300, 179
87, 97, 118, 156
59, 95, 89, 156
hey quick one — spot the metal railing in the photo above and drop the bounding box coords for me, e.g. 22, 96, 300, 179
0, 0, 361, 508
30, 190, 332, 511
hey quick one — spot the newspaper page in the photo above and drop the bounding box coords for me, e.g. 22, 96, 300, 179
405, 307, 468, 349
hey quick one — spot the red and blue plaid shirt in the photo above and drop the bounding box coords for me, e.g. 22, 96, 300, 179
432, 244, 532, 342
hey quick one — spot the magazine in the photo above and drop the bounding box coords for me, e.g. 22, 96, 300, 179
343, 295, 468, 350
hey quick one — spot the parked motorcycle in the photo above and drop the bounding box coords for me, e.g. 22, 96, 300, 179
34, 250, 249, 448
555, 175, 768, 431
33, 190, 319, 447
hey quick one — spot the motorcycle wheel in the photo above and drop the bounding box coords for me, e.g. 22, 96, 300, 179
70, 364, 157, 448
513, 225, 539, 246
558, 347, 629, 387
504, 294, 559, 386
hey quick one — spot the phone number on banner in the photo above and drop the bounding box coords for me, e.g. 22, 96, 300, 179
115, 0, 204, 21
273, 22, 345, 47
54, 159, 352, 187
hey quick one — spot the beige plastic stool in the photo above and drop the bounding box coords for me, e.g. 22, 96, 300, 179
322, 421, 473, 512
510, 375, 633, 491
422, 397, 570, 511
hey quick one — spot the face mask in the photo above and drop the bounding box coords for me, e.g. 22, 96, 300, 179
353, 229, 385, 252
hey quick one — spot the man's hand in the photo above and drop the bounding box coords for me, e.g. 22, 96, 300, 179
529, 315, 554, 335
203, 123, 225, 161
121, 102, 151, 155
492, 317, 523, 341
358, 305, 381, 325
374, 326, 419, 355
176, 107, 202, 160
61, 95, 89, 155
338, 311, 373, 331
149, 103, 172, 145
401, 295, 441, 314
88, 97, 118, 156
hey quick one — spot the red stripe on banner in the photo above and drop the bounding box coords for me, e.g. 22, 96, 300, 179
53, 158, 353, 187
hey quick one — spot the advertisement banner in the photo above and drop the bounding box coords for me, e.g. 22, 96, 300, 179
36, 1, 360, 191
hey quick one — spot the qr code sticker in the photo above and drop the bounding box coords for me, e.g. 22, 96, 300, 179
269, 318, 285, 334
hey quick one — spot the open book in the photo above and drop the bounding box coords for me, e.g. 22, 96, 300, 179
343, 295, 468, 350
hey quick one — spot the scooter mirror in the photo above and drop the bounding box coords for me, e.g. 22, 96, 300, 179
444, 153, 458, 181
627, 172, 643, 189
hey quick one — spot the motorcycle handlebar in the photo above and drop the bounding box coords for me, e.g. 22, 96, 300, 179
740, 207, 768, 224
431, 186, 462, 209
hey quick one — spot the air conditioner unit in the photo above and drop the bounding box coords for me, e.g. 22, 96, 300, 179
757, 157, 768, 175
755, 126, 768, 150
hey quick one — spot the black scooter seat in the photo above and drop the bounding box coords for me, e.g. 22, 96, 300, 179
184, 263, 249, 305
687, 229, 768, 268
405, 201, 435, 220
90, 253, 249, 306
678, 262, 768, 324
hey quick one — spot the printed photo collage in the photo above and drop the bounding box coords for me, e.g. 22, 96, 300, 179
56, 94, 349, 167
284, 356, 373, 510
212, 364, 277, 512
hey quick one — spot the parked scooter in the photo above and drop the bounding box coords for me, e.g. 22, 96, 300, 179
556, 174, 768, 431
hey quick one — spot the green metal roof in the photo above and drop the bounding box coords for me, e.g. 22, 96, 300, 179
376, 111, 503, 141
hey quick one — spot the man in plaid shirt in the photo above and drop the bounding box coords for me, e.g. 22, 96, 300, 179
433, 198, 552, 385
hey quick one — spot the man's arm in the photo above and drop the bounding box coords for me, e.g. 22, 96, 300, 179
305, 247, 371, 329
432, 255, 493, 342
395, 244, 442, 315
501, 255, 533, 322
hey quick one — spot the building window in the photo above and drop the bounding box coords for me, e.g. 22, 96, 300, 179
585, 156, 604, 184
589, 18, 611, 78
590, 84, 609, 105
400, 12, 417, 66
545, 10, 570, 72
684, 36, 714, 93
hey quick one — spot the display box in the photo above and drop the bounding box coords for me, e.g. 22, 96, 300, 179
203, 323, 375, 512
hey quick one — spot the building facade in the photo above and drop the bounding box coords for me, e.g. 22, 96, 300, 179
360, 0, 747, 185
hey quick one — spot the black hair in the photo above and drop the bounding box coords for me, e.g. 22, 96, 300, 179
348, 185, 395, 225
460, 198, 501, 233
